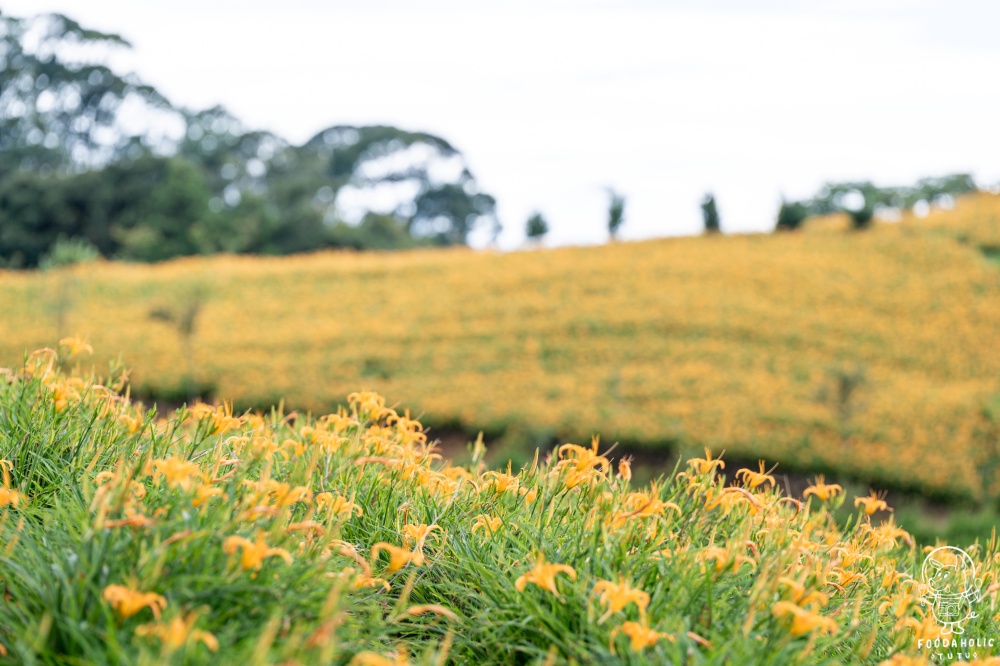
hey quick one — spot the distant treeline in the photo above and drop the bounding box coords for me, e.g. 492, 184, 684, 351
774, 174, 978, 232
0, 11, 498, 268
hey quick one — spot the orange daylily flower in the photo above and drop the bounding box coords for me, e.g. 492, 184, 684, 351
772, 601, 838, 636
592, 577, 650, 623
102, 584, 167, 619
803, 475, 843, 502
371, 542, 420, 573
736, 460, 776, 489
855, 490, 891, 516
514, 554, 576, 600
134, 612, 218, 652
223, 532, 293, 571
472, 514, 503, 535
610, 621, 673, 653
687, 448, 725, 475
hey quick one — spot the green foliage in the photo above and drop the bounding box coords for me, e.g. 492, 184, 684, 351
525, 211, 549, 242
0, 155, 220, 265
0, 11, 169, 176
779, 174, 978, 232
700, 192, 721, 234
0, 12, 498, 267
775, 199, 810, 232
328, 213, 421, 251
607, 189, 626, 240
38, 236, 99, 270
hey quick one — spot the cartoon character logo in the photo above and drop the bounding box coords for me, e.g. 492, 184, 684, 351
920, 546, 982, 634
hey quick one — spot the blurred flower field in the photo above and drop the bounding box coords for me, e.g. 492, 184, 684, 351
2, 345, 999, 664
1, 195, 998, 500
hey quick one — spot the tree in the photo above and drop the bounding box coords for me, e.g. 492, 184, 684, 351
606, 189, 625, 241
775, 199, 809, 232
299, 125, 496, 246
525, 212, 549, 244
0, 11, 171, 176
700, 193, 721, 234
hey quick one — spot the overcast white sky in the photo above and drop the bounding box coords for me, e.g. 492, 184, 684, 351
5, 0, 1000, 248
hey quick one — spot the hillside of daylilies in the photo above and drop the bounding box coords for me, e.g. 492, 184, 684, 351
2, 343, 1000, 665
1, 194, 998, 502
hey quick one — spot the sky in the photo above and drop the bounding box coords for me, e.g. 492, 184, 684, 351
5, 0, 1000, 248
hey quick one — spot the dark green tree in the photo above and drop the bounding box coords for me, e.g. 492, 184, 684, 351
775, 199, 809, 232
700, 192, 721, 234
607, 189, 625, 241
525, 212, 549, 244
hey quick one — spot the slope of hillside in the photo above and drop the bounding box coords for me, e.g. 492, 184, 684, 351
2, 194, 998, 499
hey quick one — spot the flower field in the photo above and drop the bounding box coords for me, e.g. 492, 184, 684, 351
0, 195, 998, 500
2, 345, 999, 664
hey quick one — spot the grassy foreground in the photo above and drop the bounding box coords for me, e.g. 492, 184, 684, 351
1, 196, 998, 501
0, 344, 998, 665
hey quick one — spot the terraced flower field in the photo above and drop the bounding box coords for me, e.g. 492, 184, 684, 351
1, 194, 998, 499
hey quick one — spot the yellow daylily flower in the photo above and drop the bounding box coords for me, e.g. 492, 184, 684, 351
316, 492, 364, 518
472, 514, 502, 535
859, 517, 913, 549
687, 448, 725, 475
150, 457, 203, 492
803, 475, 843, 502
191, 483, 225, 507
400, 523, 441, 549
103, 508, 155, 530
772, 601, 838, 636
855, 490, 891, 516
617, 457, 632, 481
696, 544, 757, 575
778, 577, 829, 608
371, 542, 420, 573
736, 460, 776, 490
223, 532, 294, 571
0, 479, 22, 507
102, 584, 167, 619
349, 648, 410, 666
610, 621, 673, 653
58, 336, 93, 357
557, 435, 610, 474
134, 612, 218, 653
514, 554, 576, 600
592, 577, 650, 623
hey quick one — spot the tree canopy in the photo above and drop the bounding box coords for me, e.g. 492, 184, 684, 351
0, 10, 498, 267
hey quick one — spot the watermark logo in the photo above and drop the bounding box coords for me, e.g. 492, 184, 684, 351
920, 546, 982, 635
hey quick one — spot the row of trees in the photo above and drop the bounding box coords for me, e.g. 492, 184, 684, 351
524, 188, 626, 245
522, 172, 976, 245
775, 174, 977, 232
0, 10, 499, 268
